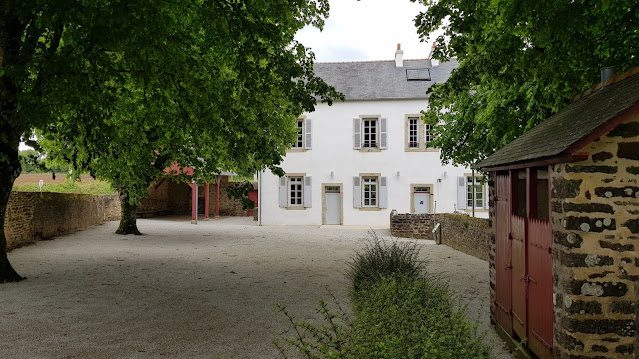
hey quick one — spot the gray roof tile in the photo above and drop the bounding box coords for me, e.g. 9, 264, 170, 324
314, 59, 458, 101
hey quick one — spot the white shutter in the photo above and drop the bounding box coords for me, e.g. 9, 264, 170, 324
379, 176, 388, 209
279, 176, 287, 208
380, 118, 388, 149
353, 118, 361, 149
304, 118, 312, 150
457, 176, 467, 210
353, 176, 362, 208
303, 176, 312, 208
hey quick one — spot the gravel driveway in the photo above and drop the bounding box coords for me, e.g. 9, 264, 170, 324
0, 217, 512, 359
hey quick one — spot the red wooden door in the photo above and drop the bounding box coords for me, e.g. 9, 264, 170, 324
527, 218, 553, 358
494, 173, 513, 335
510, 214, 527, 341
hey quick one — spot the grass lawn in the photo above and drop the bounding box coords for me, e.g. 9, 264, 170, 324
13, 177, 115, 196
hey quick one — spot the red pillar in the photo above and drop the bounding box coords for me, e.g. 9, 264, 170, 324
204, 182, 210, 221
215, 177, 221, 219
191, 181, 198, 224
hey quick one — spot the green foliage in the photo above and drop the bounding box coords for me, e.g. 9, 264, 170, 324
277, 232, 490, 359
414, 0, 639, 166
18, 149, 67, 173
348, 231, 423, 294
13, 180, 114, 195
226, 181, 256, 210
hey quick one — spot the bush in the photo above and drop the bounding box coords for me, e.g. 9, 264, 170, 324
348, 231, 423, 294
277, 231, 492, 359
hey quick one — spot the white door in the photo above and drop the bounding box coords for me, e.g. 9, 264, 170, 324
325, 190, 341, 225
414, 193, 430, 214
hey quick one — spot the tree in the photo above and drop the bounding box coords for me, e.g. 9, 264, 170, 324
0, 0, 339, 283
414, 0, 639, 167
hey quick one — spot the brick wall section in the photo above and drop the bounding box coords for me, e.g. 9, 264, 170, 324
435, 213, 491, 261
389, 210, 491, 261
138, 176, 250, 217
5, 192, 119, 251
389, 210, 433, 239
551, 115, 639, 357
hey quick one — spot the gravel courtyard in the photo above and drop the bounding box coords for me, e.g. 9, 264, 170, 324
0, 217, 512, 359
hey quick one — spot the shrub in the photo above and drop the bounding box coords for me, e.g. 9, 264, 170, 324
348, 231, 423, 294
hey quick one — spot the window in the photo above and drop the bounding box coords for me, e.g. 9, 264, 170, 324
514, 170, 527, 217
408, 118, 419, 148
362, 118, 378, 148
424, 124, 433, 146
289, 176, 303, 206
293, 119, 304, 148
467, 176, 484, 208
362, 177, 378, 207
534, 168, 549, 220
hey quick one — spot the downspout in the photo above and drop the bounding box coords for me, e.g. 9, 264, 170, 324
472, 169, 476, 218
258, 171, 262, 226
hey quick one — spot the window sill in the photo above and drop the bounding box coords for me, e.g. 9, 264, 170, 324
405, 147, 439, 152
286, 206, 307, 210
359, 207, 382, 211
359, 148, 382, 152
287, 148, 308, 153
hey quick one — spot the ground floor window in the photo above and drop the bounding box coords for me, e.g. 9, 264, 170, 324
362, 177, 378, 207
289, 176, 303, 206
467, 176, 484, 208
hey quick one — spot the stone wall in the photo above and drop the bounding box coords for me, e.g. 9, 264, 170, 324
389, 210, 433, 239
551, 114, 639, 357
389, 210, 491, 261
5, 192, 120, 251
435, 213, 492, 261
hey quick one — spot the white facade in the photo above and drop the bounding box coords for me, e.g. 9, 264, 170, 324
259, 98, 488, 226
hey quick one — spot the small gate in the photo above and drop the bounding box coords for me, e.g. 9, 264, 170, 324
494, 173, 512, 334
510, 214, 527, 340
527, 218, 553, 358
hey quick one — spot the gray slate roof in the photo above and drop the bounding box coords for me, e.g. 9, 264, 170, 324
314, 59, 458, 101
477, 70, 639, 169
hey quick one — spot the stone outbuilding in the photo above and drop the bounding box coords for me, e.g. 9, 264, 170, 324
478, 69, 639, 358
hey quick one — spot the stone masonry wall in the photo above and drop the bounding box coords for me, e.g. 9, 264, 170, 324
435, 213, 492, 261
5, 192, 120, 251
551, 113, 639, 358
389, 210, 491, 261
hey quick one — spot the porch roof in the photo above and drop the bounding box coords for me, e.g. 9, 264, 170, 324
477, 69, 639, 171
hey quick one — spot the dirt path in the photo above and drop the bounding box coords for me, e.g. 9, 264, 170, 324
0, 217, 512, 359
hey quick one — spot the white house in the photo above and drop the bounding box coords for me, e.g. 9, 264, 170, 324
258, 46, 487, 226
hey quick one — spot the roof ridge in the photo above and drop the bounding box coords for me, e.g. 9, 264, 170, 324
573, 67, 639, 101
316, 58, 430, 64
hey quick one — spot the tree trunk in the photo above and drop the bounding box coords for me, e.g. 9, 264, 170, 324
116, 191, 141, 235
0, 146, 24, 283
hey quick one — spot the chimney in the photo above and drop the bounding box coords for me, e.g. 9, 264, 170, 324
601, 67, 615, 82
395, 43, 404, 67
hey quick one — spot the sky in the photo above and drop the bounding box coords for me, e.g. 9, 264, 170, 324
295, 0, 438, 62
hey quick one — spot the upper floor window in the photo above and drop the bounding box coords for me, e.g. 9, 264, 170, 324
293, 119, 304, 148
424, 124, 433, 146
362, 118, 378, 148
408, 118, 419, 148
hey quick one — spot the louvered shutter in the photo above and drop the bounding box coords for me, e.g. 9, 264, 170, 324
457, 176, 467, 210
353, 118, 361, 149
279, 177, 287, 208
380, 118, 388, 149
304, 118, 312, 150
303, 176, 312, 208
379, 176, 388, 208
353, 176, 362, 208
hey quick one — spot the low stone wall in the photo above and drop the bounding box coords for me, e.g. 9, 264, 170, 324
389, 211, 491, 261
5, 192, 120, 251
435, 214, 491, 261
389, 210, 433, 239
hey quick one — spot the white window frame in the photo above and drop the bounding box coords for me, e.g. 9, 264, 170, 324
466, 176, 484, 208
288, 176, 304, 207
293, 118, 304, 149
362, 118, 378, 148
408, 117, 419, 148
424, 123, 433, 146
362, 176, 378, 208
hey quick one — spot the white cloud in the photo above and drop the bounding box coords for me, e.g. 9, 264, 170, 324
296, 0, 438, 62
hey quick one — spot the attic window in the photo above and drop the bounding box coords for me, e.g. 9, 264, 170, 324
405, 68, 431, 81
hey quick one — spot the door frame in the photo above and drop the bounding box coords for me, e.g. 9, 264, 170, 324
322, 183, 343, 225
410, 184, 434, 214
